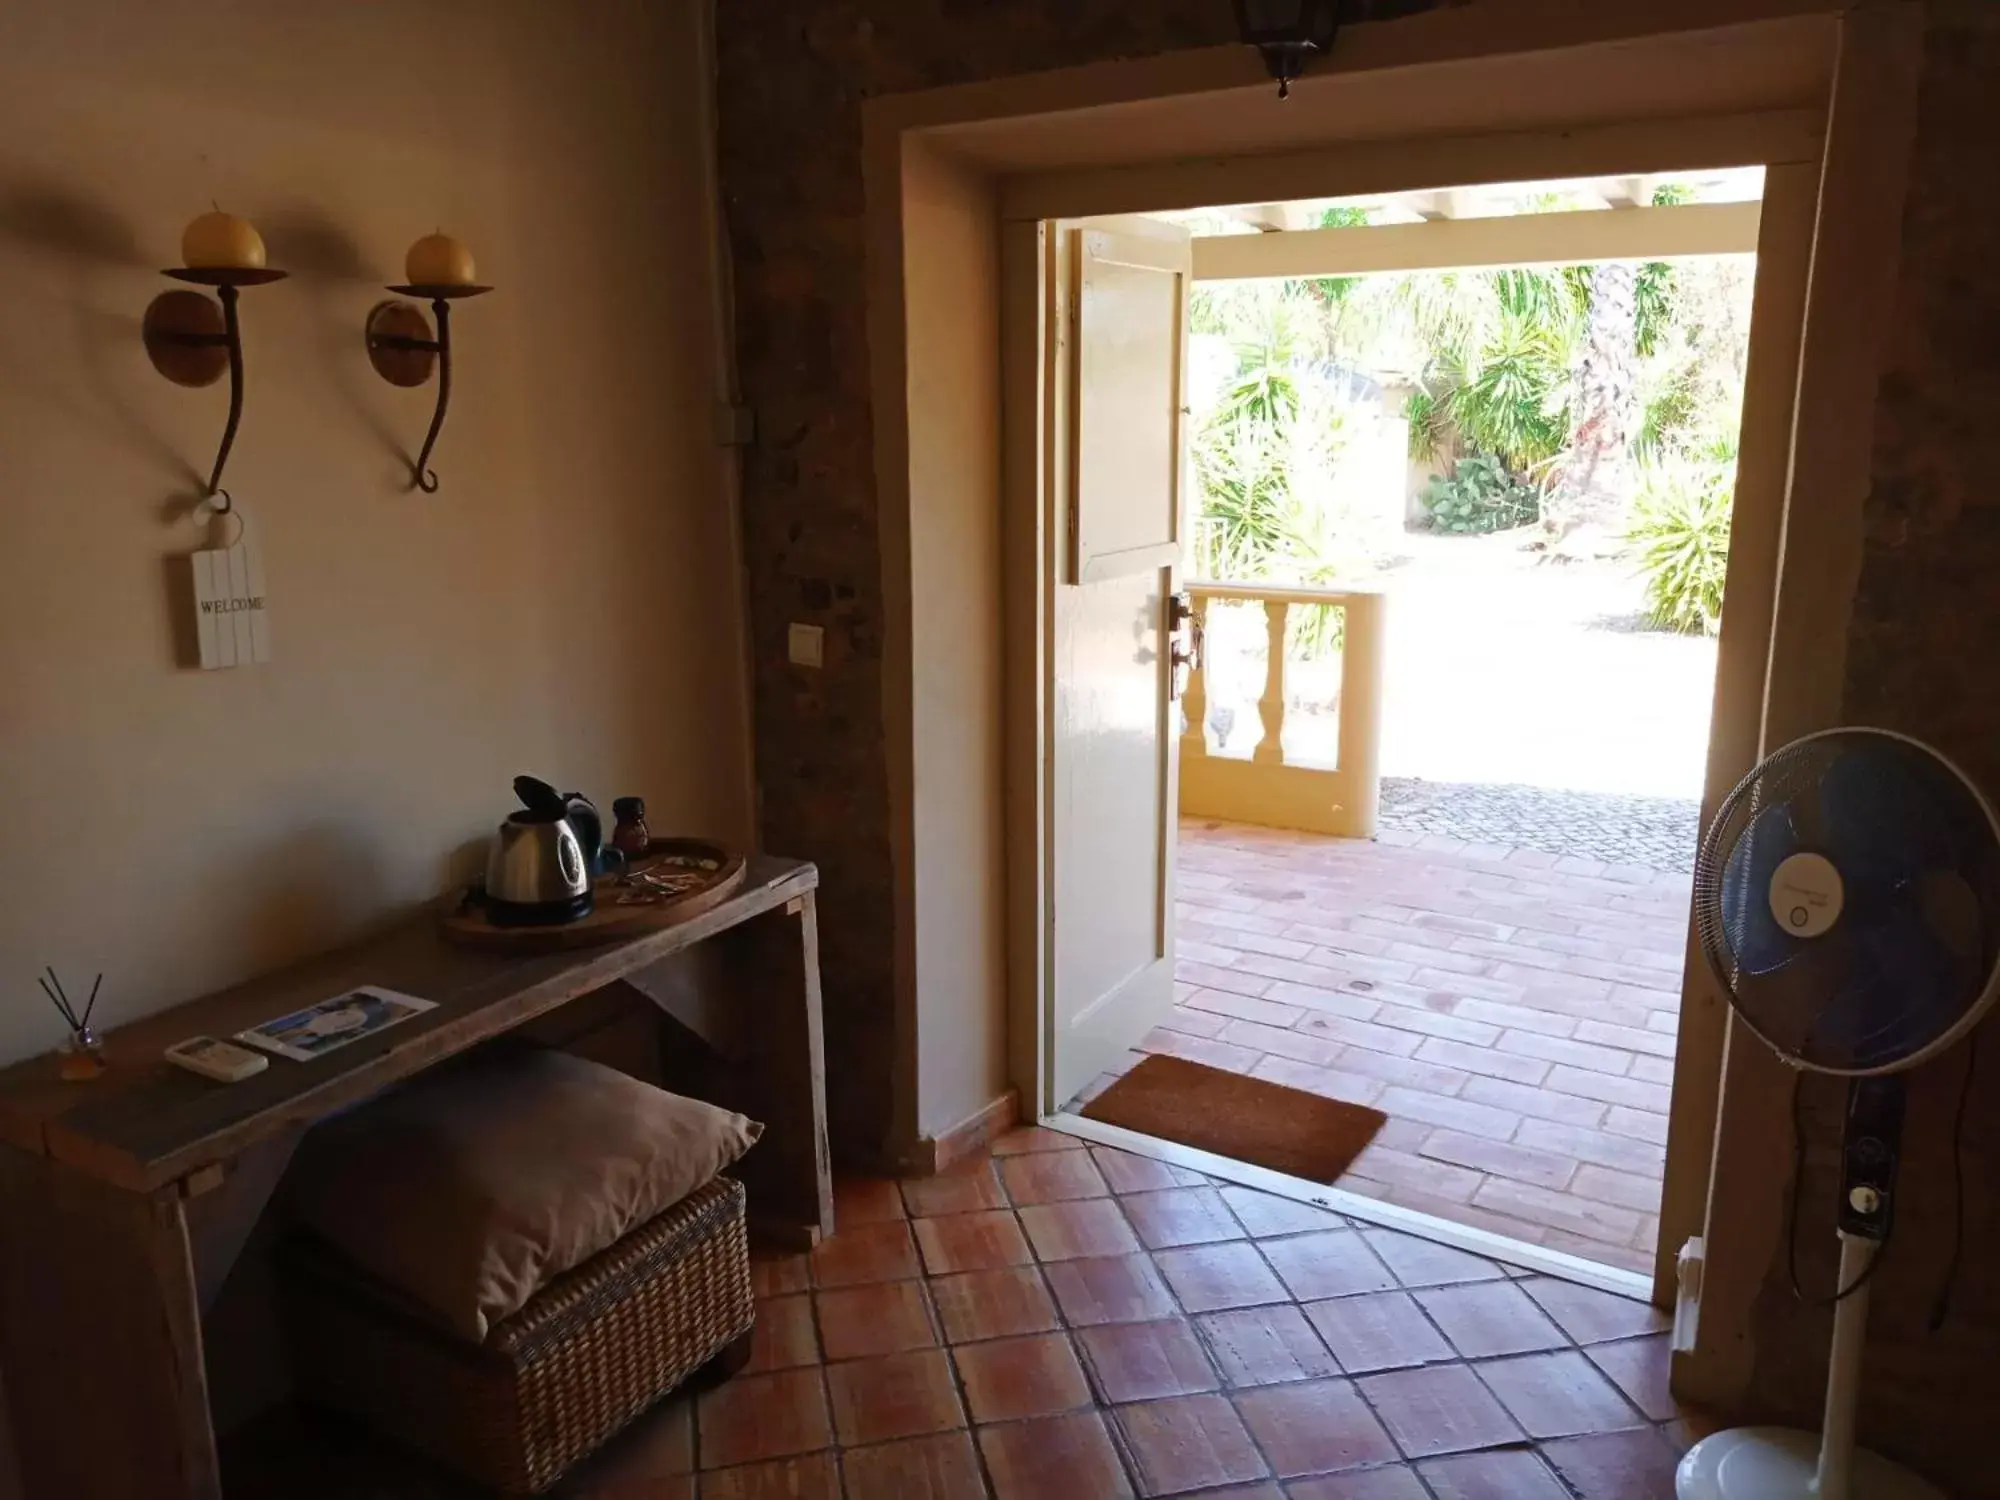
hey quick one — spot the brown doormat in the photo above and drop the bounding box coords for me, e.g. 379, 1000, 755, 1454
1081, 1055, 1387, 1184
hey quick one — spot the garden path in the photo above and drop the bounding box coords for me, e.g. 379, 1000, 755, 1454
1372, 530, 1718, 800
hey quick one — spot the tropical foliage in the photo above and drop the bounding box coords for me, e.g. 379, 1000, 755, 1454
1188, 183, 1754, 634
1627, 450, 1736, 634
1398, 267, 1581, 478
1189, 291, 1351, 656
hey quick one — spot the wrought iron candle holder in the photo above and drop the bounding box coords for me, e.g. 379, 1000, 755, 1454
364, 282, 493, 492
142, 265, 289, 510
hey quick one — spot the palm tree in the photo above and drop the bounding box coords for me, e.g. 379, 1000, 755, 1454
1545, 184, 1697, 537
1544, 261, 1641, 537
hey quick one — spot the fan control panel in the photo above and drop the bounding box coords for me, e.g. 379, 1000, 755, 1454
1837, 1077, 1905, 1242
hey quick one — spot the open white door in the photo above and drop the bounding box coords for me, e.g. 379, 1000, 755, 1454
1049, 217, 1193, 1106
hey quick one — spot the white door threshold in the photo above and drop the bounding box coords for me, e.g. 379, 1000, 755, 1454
1045, 1110, 1655, 1304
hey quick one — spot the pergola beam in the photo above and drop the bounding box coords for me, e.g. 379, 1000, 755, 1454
1223, 201, 1317, 233
1404, 189, 1466, 221
1604, 173, 1662, 208
1192, 199, 1761, 281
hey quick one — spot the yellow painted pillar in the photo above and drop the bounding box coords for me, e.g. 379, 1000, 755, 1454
1254, 598, 1289, 765
1337, 593, 1387, 837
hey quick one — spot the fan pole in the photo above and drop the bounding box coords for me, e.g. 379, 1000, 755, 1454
1815, 1233, 1874, 1500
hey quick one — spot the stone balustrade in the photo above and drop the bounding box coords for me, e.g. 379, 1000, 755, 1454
1180, 581, 1387, 838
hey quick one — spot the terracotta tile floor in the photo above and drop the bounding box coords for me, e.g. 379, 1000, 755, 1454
556, 1134, 1701, 1497
1079, 819, 1692, 1276
228, 1137, 1707, 1497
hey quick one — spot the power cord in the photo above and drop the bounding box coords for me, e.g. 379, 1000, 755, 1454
1929, 1031, 1979, 1333
1787, 1070, 1891, 1307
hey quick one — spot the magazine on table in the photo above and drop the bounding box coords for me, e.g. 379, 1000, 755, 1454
234, 985, 437, 1062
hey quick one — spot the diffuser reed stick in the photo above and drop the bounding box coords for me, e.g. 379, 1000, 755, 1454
36, 966, 107, 1082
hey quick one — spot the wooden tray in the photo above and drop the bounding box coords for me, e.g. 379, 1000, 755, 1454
440, 839, 747, 952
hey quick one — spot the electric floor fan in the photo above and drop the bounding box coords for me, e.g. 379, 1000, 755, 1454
1678, 727, 2000, 1500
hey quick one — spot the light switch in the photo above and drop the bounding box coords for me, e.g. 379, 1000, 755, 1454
788, 622, 825, 669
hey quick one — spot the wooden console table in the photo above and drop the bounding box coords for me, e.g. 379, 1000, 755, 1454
0, 855, 829, 1500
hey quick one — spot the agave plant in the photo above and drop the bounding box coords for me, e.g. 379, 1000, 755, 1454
1628, 453, 1736, 634
1192, 415, 1290, 582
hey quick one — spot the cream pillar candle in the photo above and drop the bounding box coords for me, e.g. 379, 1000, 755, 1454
405, 232, 476, 287
181, 210, 266, 270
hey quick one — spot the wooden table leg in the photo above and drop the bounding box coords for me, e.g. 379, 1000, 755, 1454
721, 893, 834, 1247
185, 1132, 300, 1312
0, 1146, 219, 1499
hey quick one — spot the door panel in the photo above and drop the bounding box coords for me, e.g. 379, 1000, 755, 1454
1072, 228, 1188, 582
1054, 567, 1173, 1097
1051, 218, 1190, 1106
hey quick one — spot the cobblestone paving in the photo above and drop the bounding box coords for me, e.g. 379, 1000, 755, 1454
1379, 778, 1702, 873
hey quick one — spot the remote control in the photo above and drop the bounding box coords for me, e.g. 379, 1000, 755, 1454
165, 1036, 270, 1083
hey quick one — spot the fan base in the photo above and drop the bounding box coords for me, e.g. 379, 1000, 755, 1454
1677, 1428, 1944, 1499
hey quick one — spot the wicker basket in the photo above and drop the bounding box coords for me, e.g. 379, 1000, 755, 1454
282, 1175, 754, 1495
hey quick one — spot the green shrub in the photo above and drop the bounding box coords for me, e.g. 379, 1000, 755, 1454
1289, 601, 1345, 661
1421, 453, 1540, 534
1628, 457, 1735, 634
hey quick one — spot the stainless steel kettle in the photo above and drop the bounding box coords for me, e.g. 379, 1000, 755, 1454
483, 776, 606, 926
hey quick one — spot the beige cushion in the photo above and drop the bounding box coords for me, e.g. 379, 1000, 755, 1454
288, 1047, 762, 1343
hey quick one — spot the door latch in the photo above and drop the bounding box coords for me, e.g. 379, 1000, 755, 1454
1167, 590, 1203, 700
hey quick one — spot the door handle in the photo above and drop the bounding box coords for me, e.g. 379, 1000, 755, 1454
1167, 590, 1203, 699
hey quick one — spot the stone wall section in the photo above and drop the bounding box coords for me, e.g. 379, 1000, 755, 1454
1751, 10, 2000, 1493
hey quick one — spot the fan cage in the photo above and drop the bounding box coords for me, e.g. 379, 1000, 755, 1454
1693, 725, 2000, 1077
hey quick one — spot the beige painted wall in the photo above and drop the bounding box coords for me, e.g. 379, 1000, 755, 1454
0, 0, 751, 1068
899, 139, 1010, 1141
0, 0, 749, 1476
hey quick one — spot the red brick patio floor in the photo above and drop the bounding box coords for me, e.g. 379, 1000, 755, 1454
1084, 819, 1692, 1277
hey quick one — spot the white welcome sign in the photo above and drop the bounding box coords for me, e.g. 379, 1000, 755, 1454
189, 501, 271, 669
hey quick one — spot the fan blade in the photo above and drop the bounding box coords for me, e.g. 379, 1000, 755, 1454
1719, 800, 1804, 976
1819, 746, 1952, 887
1915, 867, 1983, 967
1841, 878, 1983, 1063
1731, 926, 1864, 1063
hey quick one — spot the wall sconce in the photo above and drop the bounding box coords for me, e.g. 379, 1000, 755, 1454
1235, 0, 1343, 99
141, 211, 288, 508
364, 233, 491, 492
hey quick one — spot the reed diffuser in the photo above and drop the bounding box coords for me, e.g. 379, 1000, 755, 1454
38, 967, 105, 1081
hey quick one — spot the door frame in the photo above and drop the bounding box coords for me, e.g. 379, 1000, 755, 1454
863, 3, 1887, 1315
999, 108, 1825, 1296
1015, 154, 1821, 1295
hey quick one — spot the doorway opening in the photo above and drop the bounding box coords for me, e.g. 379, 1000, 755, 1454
1050, 170, 1771, 1286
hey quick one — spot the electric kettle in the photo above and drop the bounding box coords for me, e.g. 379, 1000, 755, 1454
483, 776, 607, 926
